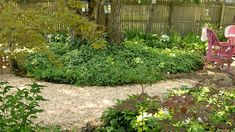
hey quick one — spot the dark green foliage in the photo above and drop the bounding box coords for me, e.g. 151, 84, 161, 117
97, 87, 235, 131
203, 24, 227, 41
97, 93, 160, 132
211, 26, 227, 42
22, 34, 203, 86
123, 0, 206, 4
124, 30, 206, 54
49, 33, 91, 49
0, 81, 46, 131
21, 32, 204, 86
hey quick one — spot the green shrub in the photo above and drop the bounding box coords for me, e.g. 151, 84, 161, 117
97, 87, 235, 131
0, 81, 46, 131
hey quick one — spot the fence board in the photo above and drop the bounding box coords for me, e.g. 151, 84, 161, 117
151, 4, 169, 21
121, 2, 235, 35
223, 7, 235, 25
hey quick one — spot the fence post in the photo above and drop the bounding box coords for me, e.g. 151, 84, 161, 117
146, 4, 154, 32
220, 2, 225, 27
195, 5, 201, 34
168, 3, 173, 33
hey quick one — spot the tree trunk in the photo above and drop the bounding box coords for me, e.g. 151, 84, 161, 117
94, 0, 106, 29
88, 0, 97, 21
108, 0, 123, 44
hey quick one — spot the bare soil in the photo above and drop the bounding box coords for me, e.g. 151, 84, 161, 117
0, 66, 234, 131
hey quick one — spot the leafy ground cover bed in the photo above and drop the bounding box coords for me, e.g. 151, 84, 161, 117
21, 32, 204, 86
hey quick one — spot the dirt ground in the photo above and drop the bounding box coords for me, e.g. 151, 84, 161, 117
0, 65, 235, 131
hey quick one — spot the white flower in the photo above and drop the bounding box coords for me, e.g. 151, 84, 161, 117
134, 57, 143, 64
163, 108, 169, 115
181, 118, 192, 125
152, 34, 158, 37
47, 34, 53, 39
197, 117, 203, 123
4, 49, 10, 53
185, 118, 191, 124
160, 34, 170, 42
136, 112, 152, 122
154, 108, 170, 120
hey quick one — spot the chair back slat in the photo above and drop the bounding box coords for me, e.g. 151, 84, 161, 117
206, 29, 220, 57
206, 29, 219, 46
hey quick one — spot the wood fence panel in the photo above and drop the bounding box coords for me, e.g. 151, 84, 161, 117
151, 4, 169, 22
121, 5, 150, 31
171, 5, 198, 34
21, 1, 235, 35
199, 6, 221, 22
151, 4, 169, 33
151, 22, 168, 34
223, 6, 235, 26
121, 2, 235, 35
195, 5, 222, 34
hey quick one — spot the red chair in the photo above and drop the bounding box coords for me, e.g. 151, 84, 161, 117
203, 28, 234, 73
225, 25, 235, 55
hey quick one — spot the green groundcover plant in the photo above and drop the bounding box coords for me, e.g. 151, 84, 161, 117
21, 32, 204, 86
124, 30, 206, 53
0, 81, 56, 131
97, 87, 235, 131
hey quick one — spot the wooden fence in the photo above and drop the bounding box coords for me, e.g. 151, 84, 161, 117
121, 2, 235, 35
11, 0, 235, 35
18, 0, 235, 35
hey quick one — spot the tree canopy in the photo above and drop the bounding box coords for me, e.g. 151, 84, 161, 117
0, 0, 103, 63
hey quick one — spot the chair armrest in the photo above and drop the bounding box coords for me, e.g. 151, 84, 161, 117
219, 42, 229, 45
219, 42, 234, 47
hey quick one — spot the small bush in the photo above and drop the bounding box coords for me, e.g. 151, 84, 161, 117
0, 81, 46, 131
97, 87, 235, 131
